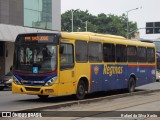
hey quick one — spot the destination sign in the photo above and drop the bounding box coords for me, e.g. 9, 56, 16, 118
16, 33, 59, 44
24, 36, 49, 41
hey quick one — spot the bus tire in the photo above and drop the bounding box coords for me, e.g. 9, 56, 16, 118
128, 77, 136, 93
0, 87, 4, 91
37, 95, 49, 99
76, 80, 86, 100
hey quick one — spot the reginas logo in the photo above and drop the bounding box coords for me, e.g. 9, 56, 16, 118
94, 66, 99, 75
103, 65, 123, 76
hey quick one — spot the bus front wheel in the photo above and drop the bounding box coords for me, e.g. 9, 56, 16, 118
76, 80, 86, 100
128, 77, 136, 93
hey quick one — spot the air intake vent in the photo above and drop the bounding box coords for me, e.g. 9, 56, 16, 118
25, 87, 40, 92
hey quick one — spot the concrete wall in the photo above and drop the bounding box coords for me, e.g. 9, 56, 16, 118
0, 0, 23, 25
52, 0, 61, 30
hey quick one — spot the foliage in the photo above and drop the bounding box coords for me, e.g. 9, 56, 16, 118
61, 9, 137, 38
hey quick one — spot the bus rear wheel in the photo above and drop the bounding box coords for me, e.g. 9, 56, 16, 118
37, 95, 49, 99
128, 77, 136, 93
76, 80, 86, 100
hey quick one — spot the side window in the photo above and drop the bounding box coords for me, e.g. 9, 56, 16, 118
75, 40, 88, 62
103, 43, 115, 62
127, 46, 137, 62
89, 42, 102, 62
60, 43, 74, 69
138, 47, 146, 62
116, 44, 126, 62
147, 48, 155, 63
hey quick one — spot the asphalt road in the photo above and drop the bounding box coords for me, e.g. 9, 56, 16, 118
0, 82, 160, 111
0, 89, 77, 111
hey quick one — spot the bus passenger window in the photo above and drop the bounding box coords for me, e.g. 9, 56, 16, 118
127, 46, 137, 62
116, 44, 126, 62
89, 42, 102, 62
75, 40, 88, 62
147, 48, 155, 63
60, 43, 74, 69
103, 43, 115, 62
138, 47, 146, 62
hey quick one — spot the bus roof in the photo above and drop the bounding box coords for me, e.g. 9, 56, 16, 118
16, 32, 155, 48
71, 32, 126, 40
61, 32, 155, 48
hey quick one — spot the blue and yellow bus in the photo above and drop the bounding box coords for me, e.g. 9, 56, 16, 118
141, 39, 160, 81
12, 32, 156, 99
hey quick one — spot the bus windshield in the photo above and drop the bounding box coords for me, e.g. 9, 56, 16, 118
14, 43, 57, 74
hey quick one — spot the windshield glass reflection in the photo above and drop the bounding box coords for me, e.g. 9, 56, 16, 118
14, 44, 57, 74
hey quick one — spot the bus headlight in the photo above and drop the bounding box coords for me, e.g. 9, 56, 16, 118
13, 76, 21, 85
45, 77, 57, 86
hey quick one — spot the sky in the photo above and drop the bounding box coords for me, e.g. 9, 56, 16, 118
61, 0, 160, 39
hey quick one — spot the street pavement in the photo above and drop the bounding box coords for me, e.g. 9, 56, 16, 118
2, 82, 159, 120
0, 82, 160, 112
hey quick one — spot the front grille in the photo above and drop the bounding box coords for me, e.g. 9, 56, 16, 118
25, 87, 40, 92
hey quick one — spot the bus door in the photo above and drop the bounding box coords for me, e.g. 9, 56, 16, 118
115, 45, 127, 89
136, 65, 147, 85
58, 42, 75, 96
147, 48, 156, 83
105, 65, 117, 91
90, 64, 104, 92
116, 64, 127, 89
103, 64, 121, 91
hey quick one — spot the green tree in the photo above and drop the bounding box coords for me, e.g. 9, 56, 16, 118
61, 9, 137, 38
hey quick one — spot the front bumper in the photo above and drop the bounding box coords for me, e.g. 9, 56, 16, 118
12, 81, 59, 96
